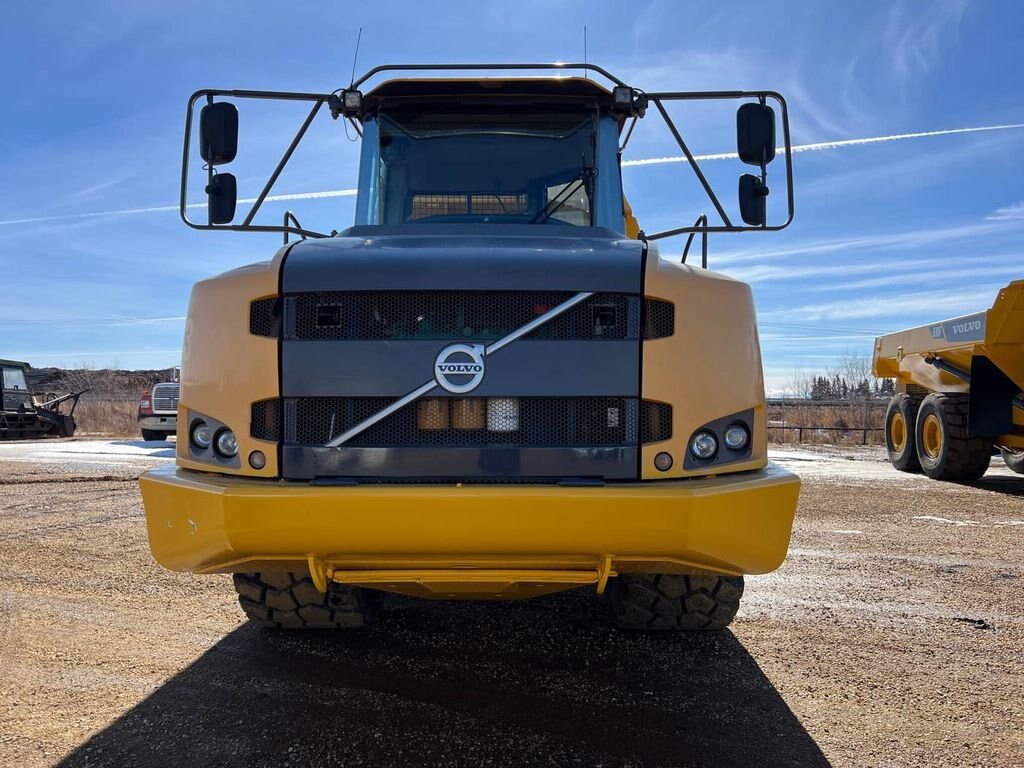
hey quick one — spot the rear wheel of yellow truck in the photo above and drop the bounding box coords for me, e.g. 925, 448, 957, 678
233, 572, 375, 628
915, 393, 991, 481
885, 394, 921, 472
606, 573, 744, 631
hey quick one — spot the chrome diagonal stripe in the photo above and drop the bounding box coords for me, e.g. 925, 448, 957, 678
324, 291, 594, 447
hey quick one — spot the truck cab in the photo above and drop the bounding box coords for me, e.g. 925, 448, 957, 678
140, 66, 801, 631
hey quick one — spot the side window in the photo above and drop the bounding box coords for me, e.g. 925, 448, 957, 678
2, 367, 28, 391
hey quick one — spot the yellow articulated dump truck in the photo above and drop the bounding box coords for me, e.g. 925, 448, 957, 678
873, 280, 1024, 481
140, 63, 801, 631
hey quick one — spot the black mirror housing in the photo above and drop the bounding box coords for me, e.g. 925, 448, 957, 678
738, 174, 768, 226
199, 102, 238, 165
206, 173, 237, 224
736, 103, 775, 166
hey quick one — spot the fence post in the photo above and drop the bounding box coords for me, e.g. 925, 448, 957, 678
798, 427, 803, 443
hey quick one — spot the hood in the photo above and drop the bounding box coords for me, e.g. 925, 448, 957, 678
281, 224, 645, 293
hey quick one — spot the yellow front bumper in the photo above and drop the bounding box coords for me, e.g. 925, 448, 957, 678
139, 463, 800, 597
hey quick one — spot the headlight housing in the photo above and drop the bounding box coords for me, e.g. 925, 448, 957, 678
689, 430, 718, 460
191, 421, 213, 450
724, 423, 750, 451
215, 429, 238, 458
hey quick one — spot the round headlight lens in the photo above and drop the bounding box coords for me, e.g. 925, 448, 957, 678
215, 429, 238, 458
724, 423, 750, 451
191, 421, 213, 450
689, 430, 718, 460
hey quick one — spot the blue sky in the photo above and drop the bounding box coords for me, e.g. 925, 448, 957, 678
2, 0, 1022, 393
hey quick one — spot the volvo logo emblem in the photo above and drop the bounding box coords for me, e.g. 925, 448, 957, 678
434, 343, 486, 393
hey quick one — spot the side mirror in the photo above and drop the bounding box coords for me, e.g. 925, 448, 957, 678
199, 102, 238, 165
738, 174, 768, 226
206, 173, 237, 224
736, 103, 775, 166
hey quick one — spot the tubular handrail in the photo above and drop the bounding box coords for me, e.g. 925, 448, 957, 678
681, 215, 708, 268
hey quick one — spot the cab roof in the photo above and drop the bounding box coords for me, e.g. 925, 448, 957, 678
362, 77, 614, 111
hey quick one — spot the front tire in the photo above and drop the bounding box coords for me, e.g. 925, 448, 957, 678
233, 572, 374, 628
606, 573, 743, 631
915, 393, 991, 481
140, 429, 165, 442
885, 394, 921, 472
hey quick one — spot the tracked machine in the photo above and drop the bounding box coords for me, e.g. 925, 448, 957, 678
140, 63, 800, 630
874, 281, 1024, 480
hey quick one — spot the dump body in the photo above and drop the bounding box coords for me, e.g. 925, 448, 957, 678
873, 280, 1024, 451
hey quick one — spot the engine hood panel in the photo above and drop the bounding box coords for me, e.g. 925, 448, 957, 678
282, 224, 644, 293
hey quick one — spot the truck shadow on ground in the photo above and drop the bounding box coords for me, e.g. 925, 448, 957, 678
59, 590, 829, 768
964, 474, 1024, 498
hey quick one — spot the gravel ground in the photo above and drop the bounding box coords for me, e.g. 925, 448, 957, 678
0, 441, 1021, 767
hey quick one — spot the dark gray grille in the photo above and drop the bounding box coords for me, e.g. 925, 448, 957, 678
644, 299, 674, 339
280, 396, 639, 448
255, 397, 673, 446
284, 291, 641, 341
250, 399, 280, 441
250, 298, 279, 338
640, 401, 673, 443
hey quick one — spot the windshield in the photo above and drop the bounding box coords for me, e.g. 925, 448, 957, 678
2, 367, 28, 391
373, 109, 597, 226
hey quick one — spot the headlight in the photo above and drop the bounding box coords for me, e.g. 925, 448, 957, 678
215, 429, 238, 458
689, 430, 718, 460
191, 421, 213, 450
724, 423, 750, 451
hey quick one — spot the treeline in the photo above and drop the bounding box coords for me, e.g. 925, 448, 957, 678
807, 375, 895, 401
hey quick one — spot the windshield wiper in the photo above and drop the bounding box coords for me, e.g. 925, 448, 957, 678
530, 165, 596, 224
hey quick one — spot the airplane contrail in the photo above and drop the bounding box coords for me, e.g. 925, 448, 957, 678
621, 122, 1024, 166
2, 123, 1022, 226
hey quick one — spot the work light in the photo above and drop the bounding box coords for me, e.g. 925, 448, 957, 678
689, 430, 718, 460
191, 421, 212, 450
724, 423, 750, 451
215, 429, 238, 458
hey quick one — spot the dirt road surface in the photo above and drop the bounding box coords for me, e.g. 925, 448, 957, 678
1, 440, 1021, 767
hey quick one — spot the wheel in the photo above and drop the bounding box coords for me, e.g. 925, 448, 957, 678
915, 393, 991, 481
233, 571, 374, 628
606, 573, 743, 631
885, 394, 921, 472
141, 429, 165, 442
1000, 448, 1024, 474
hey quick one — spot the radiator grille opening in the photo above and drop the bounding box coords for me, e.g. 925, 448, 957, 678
640, 401, 673, 443
253, 397, 673, 447
249, 298, 279, 338
285, 291, 642, 341
643, 299, 675, 339
250, 399, 280, 441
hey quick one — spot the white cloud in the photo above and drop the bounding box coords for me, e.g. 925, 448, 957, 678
987, 202, 1024, 221
762, 285, 1002, 323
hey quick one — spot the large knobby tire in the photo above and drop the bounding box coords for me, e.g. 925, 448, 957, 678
915, 393, 991, 481
1000, 448, 1024, 475
885, 394, 921, 472
140, 429, 166, 442
233, 572, 374, 629
606, 573, 743, 631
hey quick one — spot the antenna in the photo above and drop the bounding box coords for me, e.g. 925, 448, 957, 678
349, 27, 363, 87
583, 26, 588, 79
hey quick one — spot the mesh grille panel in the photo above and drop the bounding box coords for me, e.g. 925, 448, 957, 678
286, 292, 641, 341
640, 401, 673, 443
283, 396, 638, 448
409, 194, 530, 219
250, 298, 279, 338
251, 399, 280, 441
644, 299, 674, 339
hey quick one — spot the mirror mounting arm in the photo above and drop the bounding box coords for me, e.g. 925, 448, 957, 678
681, 215, 709, 269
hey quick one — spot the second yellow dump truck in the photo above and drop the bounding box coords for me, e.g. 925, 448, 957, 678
140, 63, 801, 631
873, 280, 1024, 480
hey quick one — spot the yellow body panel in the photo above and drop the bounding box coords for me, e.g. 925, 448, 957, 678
175, 254, 284, 478
140, 463, 799, 598
642, 248, 768, 479
872, 280, 1024, 447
